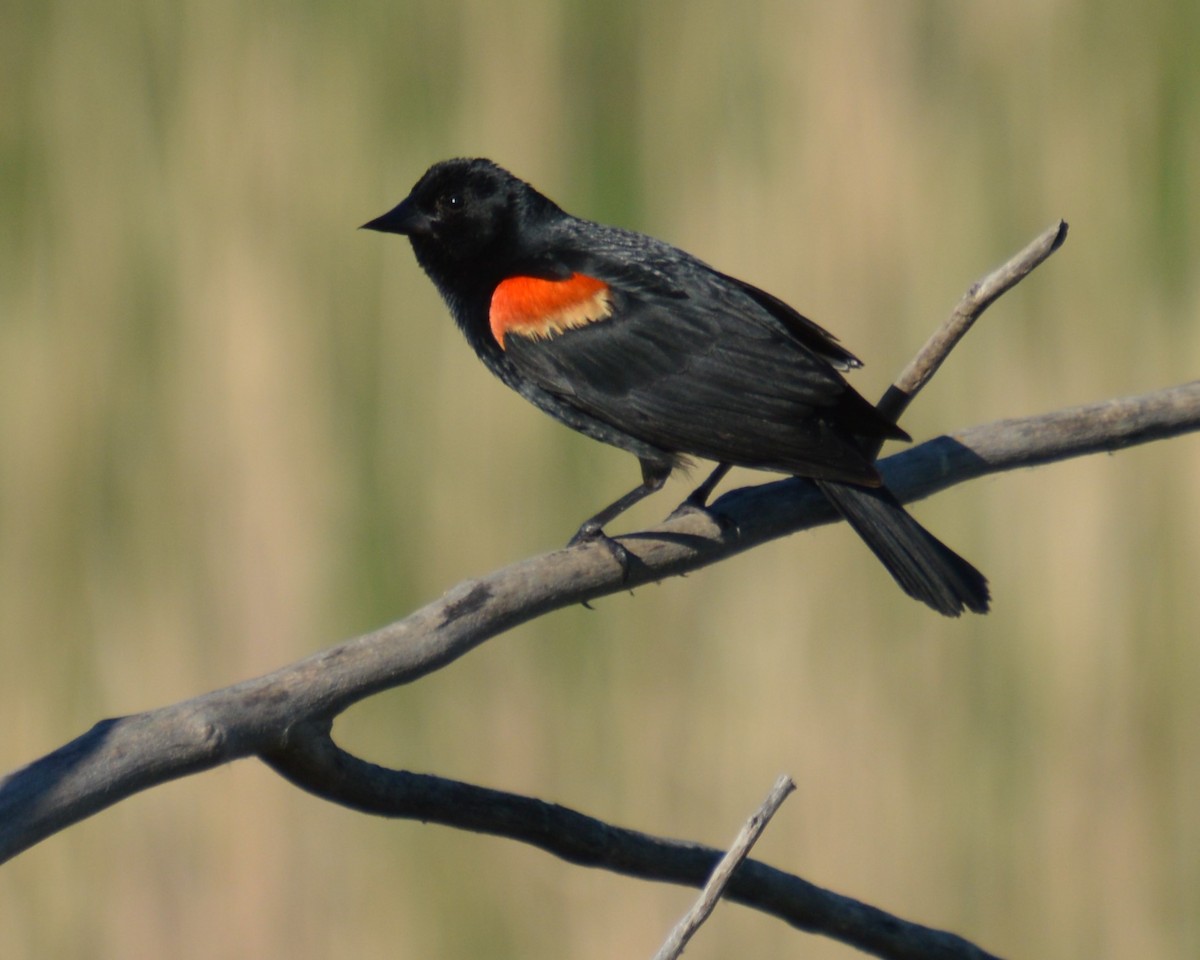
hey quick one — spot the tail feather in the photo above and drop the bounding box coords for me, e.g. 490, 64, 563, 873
814, 479, 990, 617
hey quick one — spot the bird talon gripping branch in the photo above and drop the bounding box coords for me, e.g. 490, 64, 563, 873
569, 525, 633, 579
365, 159, 989, 616
568, 520, 603, 546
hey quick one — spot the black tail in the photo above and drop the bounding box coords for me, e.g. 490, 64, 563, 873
814, 479, 990, 617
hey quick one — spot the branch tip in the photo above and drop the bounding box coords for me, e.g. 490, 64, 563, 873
653, 774, 795, 960
871, 221, 1071, 441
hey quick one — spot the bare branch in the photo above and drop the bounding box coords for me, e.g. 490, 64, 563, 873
262, 728, 998, 960
875, 220, 1069, 428
652, 774, 795, 960
1, 380, 1194, 960
3, 225, 1193, 959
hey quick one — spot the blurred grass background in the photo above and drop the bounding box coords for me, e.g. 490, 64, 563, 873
2, 1, 1198, 958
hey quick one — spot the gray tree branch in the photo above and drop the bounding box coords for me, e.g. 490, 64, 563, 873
262, 725, 1000, 960
3, 222, 1196, 959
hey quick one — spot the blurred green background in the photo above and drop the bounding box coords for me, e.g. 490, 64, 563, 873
2, 1, 1198, 958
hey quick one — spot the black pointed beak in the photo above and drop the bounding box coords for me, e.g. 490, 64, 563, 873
360, 195, 431, 236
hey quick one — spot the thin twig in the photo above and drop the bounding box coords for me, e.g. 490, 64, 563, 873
652, 775, 796, 960
873, 220, 1069, 434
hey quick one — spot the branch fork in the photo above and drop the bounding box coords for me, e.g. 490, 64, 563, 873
5, 221, 1199, 959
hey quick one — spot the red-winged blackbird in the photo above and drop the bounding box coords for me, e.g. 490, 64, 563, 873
364, 158, 988, 616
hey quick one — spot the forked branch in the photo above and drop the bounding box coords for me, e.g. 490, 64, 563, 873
3, 222, 1196, 960
875, 219, 1068, 429
650, 775, 795, 960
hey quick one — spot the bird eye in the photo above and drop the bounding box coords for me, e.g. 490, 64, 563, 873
441, 192, 462, 212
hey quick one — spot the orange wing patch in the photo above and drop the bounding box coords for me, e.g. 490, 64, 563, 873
490, 274, 613, 348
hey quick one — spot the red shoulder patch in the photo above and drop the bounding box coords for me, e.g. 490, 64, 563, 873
490, 273, 613, 349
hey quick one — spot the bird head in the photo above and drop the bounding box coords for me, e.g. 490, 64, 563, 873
363, 158, 562, 285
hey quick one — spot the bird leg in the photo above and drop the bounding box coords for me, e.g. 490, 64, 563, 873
684, 462, 731, 508
570, 459, 671, 543
568, 460, 672, 573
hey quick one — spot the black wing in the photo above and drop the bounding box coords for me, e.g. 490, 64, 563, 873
712, 270, 862, 371
502, 255, 902, 484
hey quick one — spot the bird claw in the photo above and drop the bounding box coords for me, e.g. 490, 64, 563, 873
568, 519, 603, 546
569, 524, 632, 579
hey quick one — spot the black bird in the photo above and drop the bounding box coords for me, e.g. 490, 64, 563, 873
364, 158, 988, 616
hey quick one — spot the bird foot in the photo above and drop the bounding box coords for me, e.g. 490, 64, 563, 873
568, 523, 632, 579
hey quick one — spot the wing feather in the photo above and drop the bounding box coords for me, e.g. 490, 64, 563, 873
503, 270, 899, 483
